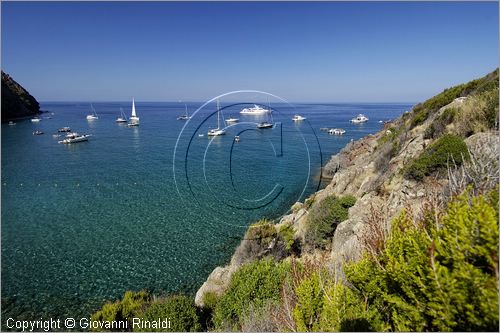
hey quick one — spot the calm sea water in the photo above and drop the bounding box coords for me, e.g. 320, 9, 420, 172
1, 101, 411, 322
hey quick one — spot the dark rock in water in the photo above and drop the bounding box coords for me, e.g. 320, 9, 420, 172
1, 71, 40, 121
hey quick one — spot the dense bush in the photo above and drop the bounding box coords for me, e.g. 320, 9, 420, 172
91, 291, 150, 331
293, 272, 324, 331
138, 295, 201, 332
212, 259, 289, 330
410, 108, 430, 128
304, 195, 356, 249
319, 280, 382, 331
344, 188, 499, 331
277, 223, 295, 251
404, 134, 469, 181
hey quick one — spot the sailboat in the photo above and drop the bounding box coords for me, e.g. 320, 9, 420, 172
86, 104, 98, 120
116, 107, 128, 123
207, 100, 226, 136
127, 98, 140, 127
257, 99, 273, 129
177, 104, 191, 120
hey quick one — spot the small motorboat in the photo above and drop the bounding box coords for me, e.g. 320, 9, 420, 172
31, 117, 41, 123
329, 128, 346, 135
234, 136, 240, 142
33, 130, 44, 135
58, 127, 71, 132
257, 122, 273, 129
207, 128, 226, 136
8, 121, 16, 126
225, 116, 239, 123
350, 114, 368, 123
58, 132, 91, 144
292, 114, 306, 121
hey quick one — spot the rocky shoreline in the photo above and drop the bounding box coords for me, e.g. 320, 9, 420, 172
195, 77, 500, 307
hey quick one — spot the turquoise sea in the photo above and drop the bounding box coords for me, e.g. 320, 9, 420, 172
1, 101, 412, 323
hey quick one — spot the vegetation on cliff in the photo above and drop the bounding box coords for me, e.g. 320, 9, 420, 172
1, 71, 40, 121
404, 134, 470, 181
304, 195, 356, 249
91, 292, 201, 332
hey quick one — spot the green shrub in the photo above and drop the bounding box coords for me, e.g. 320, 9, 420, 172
212, 259, 289, 330
277, 223, 295, 251
404, 134, 469, 181
344, 188, 499, 331
410, 107, 429, 128
304, 195, 356, 249
293, 272, 324, 331
201, 291, 218, 311
247, 219, 276, 240
319, 280, 383, 332
91, 291, 150, 331
137, 295, 201, 332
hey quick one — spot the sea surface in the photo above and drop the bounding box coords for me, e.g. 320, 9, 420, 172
1, 101, 412, 323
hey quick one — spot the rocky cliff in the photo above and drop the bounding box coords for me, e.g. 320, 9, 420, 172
195, 69, 499, 307
1, 71, 40, 121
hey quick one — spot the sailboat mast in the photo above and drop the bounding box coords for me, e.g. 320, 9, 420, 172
217, 100, 220, 129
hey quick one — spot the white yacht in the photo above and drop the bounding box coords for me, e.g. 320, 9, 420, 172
31, 117, 41, 123
240, 104, 270, 115
350, 114, 368, 123
8, 121, 16, 126
128, 99, 140, 126
329, 128, 346, 135
116, 107, 128, 123
177, 104, 191, 120
58, 132, 91, 144
208, 100, 226, 136
292, 114, 306, 121
86, 104, 99, 120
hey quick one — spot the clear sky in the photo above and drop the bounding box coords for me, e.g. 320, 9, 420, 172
1, 1, 498, 102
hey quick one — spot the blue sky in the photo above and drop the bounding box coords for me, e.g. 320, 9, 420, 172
1, 1, 498, 102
